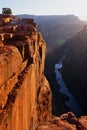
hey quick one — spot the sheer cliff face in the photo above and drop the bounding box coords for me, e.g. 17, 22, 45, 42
0, 14, 52, 130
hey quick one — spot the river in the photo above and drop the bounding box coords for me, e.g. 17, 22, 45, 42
54, 62, 84, 116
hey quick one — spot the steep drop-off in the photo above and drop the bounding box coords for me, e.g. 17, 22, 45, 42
62, 28, 87, 114
0, 14, 52, 130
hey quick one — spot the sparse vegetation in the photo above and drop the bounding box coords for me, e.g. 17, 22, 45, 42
2, 8, 12, 15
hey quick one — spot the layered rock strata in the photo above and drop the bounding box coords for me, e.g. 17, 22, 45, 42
0, 14, 52, 130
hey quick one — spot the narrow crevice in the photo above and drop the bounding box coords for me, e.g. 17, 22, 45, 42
39, 46, 42, 61
0, 64, 30, 123
27, 54, 33, 66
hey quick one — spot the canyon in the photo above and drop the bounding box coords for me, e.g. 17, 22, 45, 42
18, 14, 86, 53
62, 28, 87, 114
0, 14, 87, 130
54, 62, 83, 116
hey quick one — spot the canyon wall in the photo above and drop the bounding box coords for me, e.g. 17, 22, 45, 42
61, 28, 87, 114
0, 14, 52, 130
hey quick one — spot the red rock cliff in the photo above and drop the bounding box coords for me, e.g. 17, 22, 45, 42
0, 14, 52, 130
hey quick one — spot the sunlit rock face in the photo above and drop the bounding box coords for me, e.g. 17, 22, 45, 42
0, 14, 52, 130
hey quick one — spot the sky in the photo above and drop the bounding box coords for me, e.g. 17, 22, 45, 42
0, 0, 87, 20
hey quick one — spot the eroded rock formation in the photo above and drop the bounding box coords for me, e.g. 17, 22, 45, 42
37, 112, 87, 130
0, 14, 52, 130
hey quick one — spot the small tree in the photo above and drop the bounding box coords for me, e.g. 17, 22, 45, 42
2, 8, 12, 15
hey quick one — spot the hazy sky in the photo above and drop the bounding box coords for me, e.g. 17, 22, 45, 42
0, 0, 87, 20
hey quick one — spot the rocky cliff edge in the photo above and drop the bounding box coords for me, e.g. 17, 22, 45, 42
0, 14, 52, 130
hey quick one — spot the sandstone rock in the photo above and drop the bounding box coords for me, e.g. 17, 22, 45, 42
0, 15, 37, 41
0, 14, 13, 26
38, 115, 87, 130
0, 14, 13, 18
0, 15, 52, 130
4, 33, 13, 39
19, 18, 37, 27
60, 112, 77, 124
0, 42, 3, 47
37, 76, 52, 124
37, 117, 76, 130
2, 25, 18, 33
0, 19, 4, 26
3, 17, 13, 24
77, 116, 87, 130
0, 34, 4, 41
0, 18, 13, 25
0, 45, 22, 108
